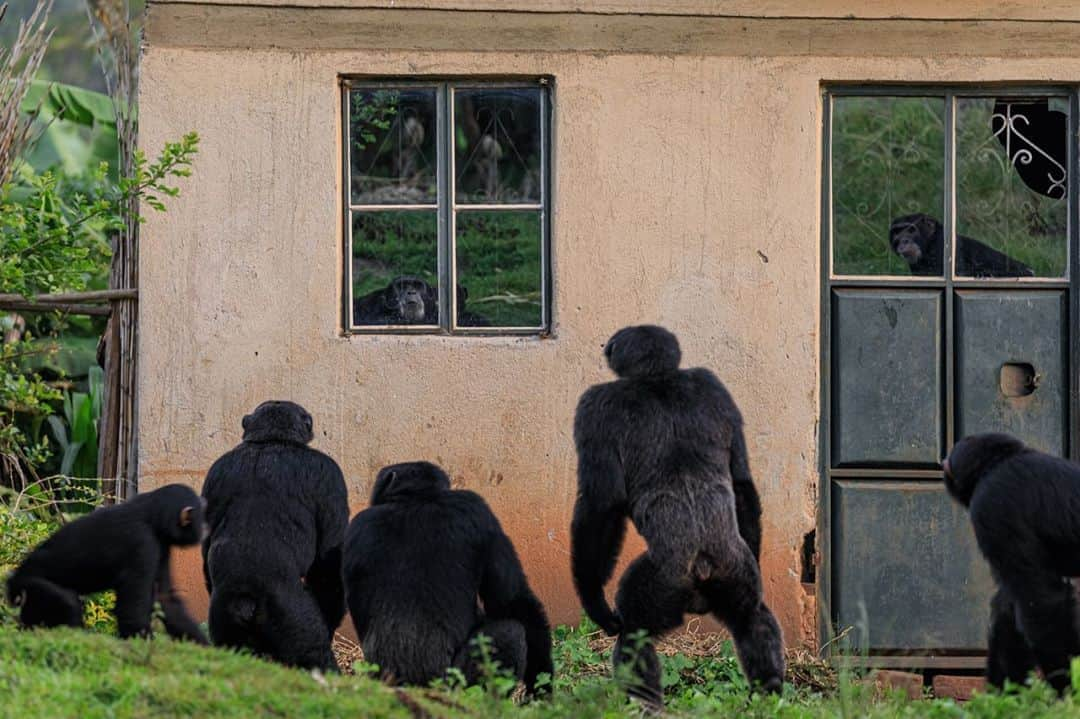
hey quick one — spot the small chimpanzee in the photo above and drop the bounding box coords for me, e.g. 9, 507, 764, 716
343, 461, 553, 694
944, 433, 1080, 693
572, 325, 784, 707
202, 400, 348, 671
6, 483, 208, 644
353, 276, 438, 325
889, 213, 1035, 278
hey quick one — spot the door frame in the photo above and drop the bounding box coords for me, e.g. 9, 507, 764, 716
817, 83, 1080, 667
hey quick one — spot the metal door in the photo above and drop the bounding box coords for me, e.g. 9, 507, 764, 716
821, 88, 1077, 666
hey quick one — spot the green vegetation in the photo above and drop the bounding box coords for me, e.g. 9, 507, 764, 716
4, 620, 1080, 718
832, 95, 1067, 276
352, 211, 542, 327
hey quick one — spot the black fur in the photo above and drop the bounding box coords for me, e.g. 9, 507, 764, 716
343, 461, 553, 694
353, 276, 438, 325
201, 400, 348, 671
6, 484, 208, 644
572, 325, 784, 707
455, 285, 491, 328
944, 433, 1080, 693
889, 213, 1035, 278
352, 276, 491, 327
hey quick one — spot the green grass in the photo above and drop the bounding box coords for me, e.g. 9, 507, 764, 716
3, 621, 1080, 718
3, 508, 1079, 717
351, 210, 543, 327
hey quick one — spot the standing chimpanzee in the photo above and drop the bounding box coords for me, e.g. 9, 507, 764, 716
343, 461, 553, 694
572, 325, 784, 707
6, 484, 208, 644
943, 433, 1080, 693
202, 400, 348, 671
889, 213, 1035, 278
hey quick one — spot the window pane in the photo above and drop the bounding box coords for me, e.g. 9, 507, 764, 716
956, 97, 1068, 278
454, 88, 542, 204
350, 88, 437, 205
832, 97, 945, 276
455, 211, 542, 327
352, 211, 439, 326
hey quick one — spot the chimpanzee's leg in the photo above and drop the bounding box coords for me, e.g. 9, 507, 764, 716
986, 587, 1036, 689
453, 618, 527, 685
613, 553, 692, 709
699, 541, 784, 693
17, 577, 83, 629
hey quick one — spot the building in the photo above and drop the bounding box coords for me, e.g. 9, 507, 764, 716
139, 1, 1079, 665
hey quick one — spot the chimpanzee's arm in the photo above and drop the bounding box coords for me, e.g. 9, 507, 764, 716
479, 512, 554, 696
306, 456, 349, 635
730, 423, 763, 563
571, 437, 627, 637
155, 552, 209, 645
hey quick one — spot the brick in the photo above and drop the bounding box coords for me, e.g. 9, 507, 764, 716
932, 674, 985, 702
875, 670, 924, 700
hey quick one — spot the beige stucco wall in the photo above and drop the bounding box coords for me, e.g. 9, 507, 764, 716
138, 1, 1080, 649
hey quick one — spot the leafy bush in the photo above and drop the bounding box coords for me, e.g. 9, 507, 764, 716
47, 365, 103, 479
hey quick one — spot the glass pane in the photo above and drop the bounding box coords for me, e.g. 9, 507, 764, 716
832, 97, 945, 276
956, 97, 1068, 278
352, 211, 439, 327
349, 88, 437, 205
454, 88, 542, 204
455, 211, 542, 327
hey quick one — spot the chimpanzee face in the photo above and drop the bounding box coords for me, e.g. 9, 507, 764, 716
387, 277, 434, 323
889, 214, 939, 267
889, 220, 924, 265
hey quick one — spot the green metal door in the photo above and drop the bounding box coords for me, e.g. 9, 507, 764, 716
821, 87, 1077, 666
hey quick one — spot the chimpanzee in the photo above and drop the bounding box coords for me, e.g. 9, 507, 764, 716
343, 461, 553, 694
572, 325, 784, 707
6, 483, 208, 644
202, 400, 348, 671
353, 276, 491, 327
943, 433, 1080, 693
889, 213, 1035, 278
353, 276, 438, 325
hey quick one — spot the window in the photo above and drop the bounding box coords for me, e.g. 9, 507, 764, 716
830, 90, 1070, 279
343, 80, 551, 334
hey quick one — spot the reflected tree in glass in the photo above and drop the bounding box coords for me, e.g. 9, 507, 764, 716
455, 89, 541, 204
350, 89, 438, 205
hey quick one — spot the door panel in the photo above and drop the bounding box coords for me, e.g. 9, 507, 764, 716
831, 290, 943, 467
955, 290, 1068, 455
831, 479, 995, 652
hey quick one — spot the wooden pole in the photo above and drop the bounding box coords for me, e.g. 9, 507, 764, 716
0, 289, 136, 303
0, 300, 112, 316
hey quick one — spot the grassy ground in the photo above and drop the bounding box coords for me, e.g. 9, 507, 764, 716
2, 620, 1080, 718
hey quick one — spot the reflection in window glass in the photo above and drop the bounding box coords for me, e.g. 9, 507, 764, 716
456, 212, 542, 328
351, 212, 439, 326
350, 89, 437, 205
832, 97, 945, 276
455, 89, 541, 204
347, 82, 548, 333
956, 97, 1067, 278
